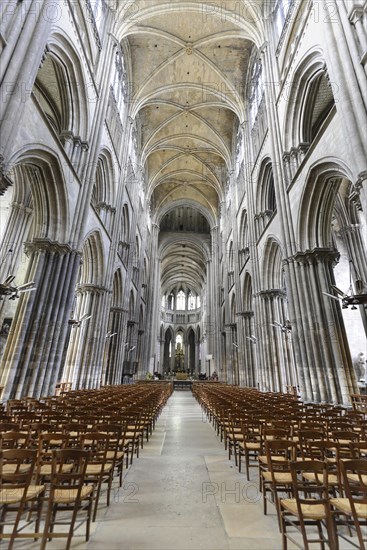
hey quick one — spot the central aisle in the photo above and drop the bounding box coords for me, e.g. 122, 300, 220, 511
89, 391, 283, 550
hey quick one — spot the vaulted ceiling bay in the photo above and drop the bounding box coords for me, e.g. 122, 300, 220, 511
114, 0, 263, 294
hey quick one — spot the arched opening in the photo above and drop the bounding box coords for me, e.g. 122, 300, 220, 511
0, 153, 71, 401
256, 158, 276, 238
302, 69, 335, 144
295, 162, 365, 403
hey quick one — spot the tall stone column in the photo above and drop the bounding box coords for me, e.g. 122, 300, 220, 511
209, 226, 221, 374
0, 0, 55, 166
287, 248, 358, 404
241, 312, 256, 387
195, 336, 200, 376
146, 223, 160, 374
159, 338, 165, 374
0, 197, 33, 326
258, 290, 297, 393
321, 0, 367, 182
0, 239, 80, 400
136, 329, 144, 377
64, 284, 109, 390
171, 342, 176, 373
230, 323, 239, 385
183, 332, 188, 372
102, 306, 125, 385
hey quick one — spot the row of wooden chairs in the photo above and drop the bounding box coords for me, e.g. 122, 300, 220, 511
0, 382, 173, 549
193, 383, 367, 550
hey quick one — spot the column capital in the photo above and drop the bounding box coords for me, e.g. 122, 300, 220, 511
24, 238, 80, 257
76, 284, 110, 295
292, 248, 340, 266
236, 311, 254, 318
259, 289, 286, 299
356, 170, 367, 190
0, 160, 12, 196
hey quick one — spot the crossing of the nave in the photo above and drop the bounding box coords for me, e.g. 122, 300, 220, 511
0, 0, 366, 548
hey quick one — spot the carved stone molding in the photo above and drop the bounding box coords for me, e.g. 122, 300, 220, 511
259, 289, 286, 299
96, 201, 115, 213
0, 160, 13, 196
76, 284, 110, 295
24, 239, 79, 257
236, 311, 254, 319
11, 202, 33, 214
292, 248, 340, 266
356, 170, 367, 189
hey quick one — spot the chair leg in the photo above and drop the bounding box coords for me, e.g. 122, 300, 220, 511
93, 481, 102, 522
9, 499, 27, 550
40, 501, 54, 550
66, 502, 81, 550
35, 495, 43, 538
299, 516, 310, 550
0, 505, 7, 535
233, 443, 238, 467
280, 511, 288, 550
325, 514, 339, 550
245, 452, 250, 481
86, 496, 93, 541
263, 485, 267, 515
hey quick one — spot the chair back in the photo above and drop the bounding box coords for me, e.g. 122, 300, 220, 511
0, 448, 37, 489
50, 448, 90, 490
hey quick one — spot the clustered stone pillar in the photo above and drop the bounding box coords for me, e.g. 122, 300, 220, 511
209, 226, 221, 376
241, 312, 256, 388
64, 284, 109, 390
195, 335, 200, 376
146, 223, 160, 373
103, 306, 125, 385
0, 239, 80, 400
123, 320, 137, 377
258, 290, 297, 393
287, 248, 358, 404
0, 195, 33, 326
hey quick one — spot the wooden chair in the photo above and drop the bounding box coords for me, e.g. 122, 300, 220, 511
81, 432, 113, 521
0, 422, 20, 432
40, 448, 93, 550
0, 449, 45, 550
98, 423, 128, 487
280, 460, 338, 550
258, 427, 291, 492
238, 419, 262, 479
331, 459, 367, 549
297, 430, 325, 459
262, 439, 297, 526
124, 410, 144, 465
36, 433, 71, 483
0, 431, 30, 449
227, 410, 245, 466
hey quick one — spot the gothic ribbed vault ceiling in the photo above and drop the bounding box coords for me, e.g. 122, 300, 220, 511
114, 0, 263, 294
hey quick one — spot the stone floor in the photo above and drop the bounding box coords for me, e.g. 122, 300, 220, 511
9, 391, 357, 549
